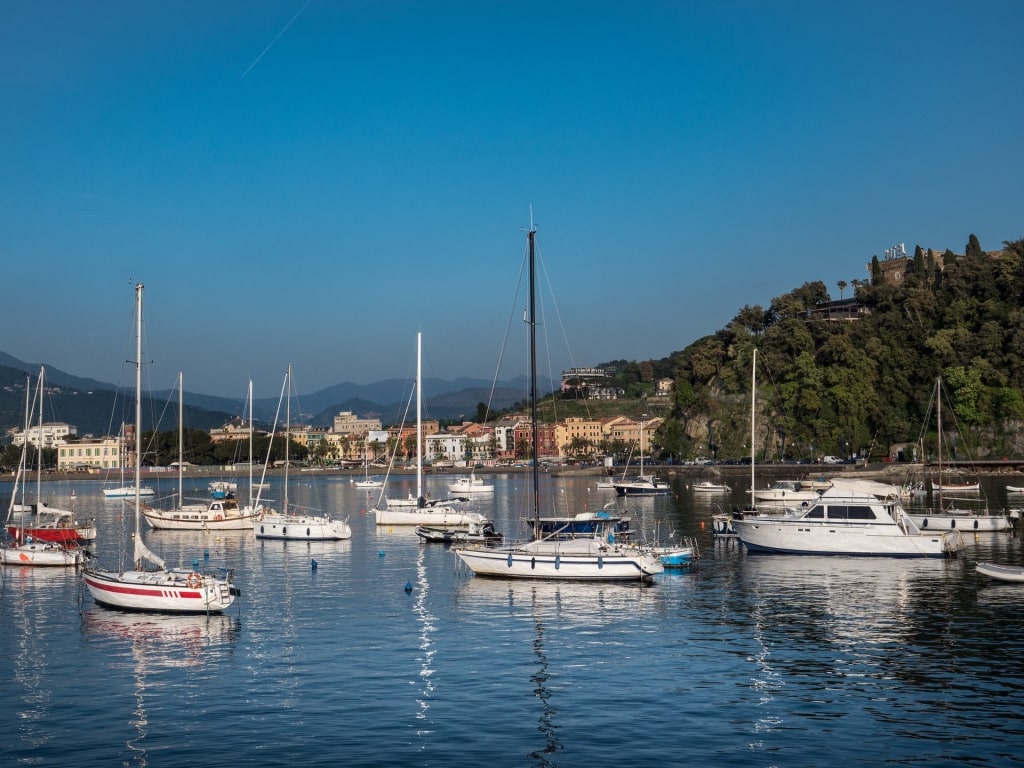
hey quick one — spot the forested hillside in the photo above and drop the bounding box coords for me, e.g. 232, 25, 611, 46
645, 235, 1024, 461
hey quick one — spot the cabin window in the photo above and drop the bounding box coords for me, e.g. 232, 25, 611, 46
847, 506, 876, 520
805, 508, 825, 519
827, 506, 849, 520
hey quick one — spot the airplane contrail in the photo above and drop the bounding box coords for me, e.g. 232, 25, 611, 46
241, 0, 313, 79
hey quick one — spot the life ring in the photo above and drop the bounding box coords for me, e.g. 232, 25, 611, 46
215, 514, 224, 521
186, 572, 201, 589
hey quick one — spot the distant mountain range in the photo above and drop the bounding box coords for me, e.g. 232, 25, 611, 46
0, 351, 552, 438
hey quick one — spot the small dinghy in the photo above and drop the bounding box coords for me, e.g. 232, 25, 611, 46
976, 562, 1024, 583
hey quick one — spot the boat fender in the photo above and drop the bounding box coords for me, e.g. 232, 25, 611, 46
597, 556, 604, 569
950, 519, 956, 529
555, 555, 560, 570
186, 572, 201, 589
922, 519, 929, 528
507, 553, 513, 568
973, 520, 979, 530
531, 557, 536, 570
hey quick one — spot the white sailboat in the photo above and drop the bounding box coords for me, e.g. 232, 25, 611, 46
83, 283, 238, 612
454, 222, 663, 582
374, 334, 489, 528
907, 377, 1009, 532
101, 421, 156, 498
143, 376, 263, 531
353, 440, 385, 489
611, 418, 669, 496
2, 371, 85, 568
254, 365, 352, 541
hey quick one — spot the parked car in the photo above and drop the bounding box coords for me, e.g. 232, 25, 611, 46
822, 455, 843, 465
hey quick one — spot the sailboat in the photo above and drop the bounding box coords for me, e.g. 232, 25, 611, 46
611, 418, 670, 495
2, 371, 86, 567
83, 283, 238, 612
453, 222, 663, 581
907, 377, 1009, 532
101, 423, 156, 498
143, 376, 263, 531
254, 365, 352, 541
373, 333, 490, 528
353, 439, 385, 489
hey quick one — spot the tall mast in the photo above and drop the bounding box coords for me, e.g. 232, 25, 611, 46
36, 366, 44, 504
416, 332, 423, 504
751, 348, 756, 503
178, 371, 184, 508
285, 364, 291, 512
134, 283, 143, 564
248, 379, 254, 506
936, 376, 943, 509
528, 226, 539, 531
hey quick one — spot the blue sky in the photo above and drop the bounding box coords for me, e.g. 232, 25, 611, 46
3, 1, 1021, 399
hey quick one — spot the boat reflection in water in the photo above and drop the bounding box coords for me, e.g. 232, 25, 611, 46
81, 609, 240, 765
455, 578, 656, 765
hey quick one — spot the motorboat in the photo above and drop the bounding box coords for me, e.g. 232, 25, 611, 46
448, 472, 494, 495
752, 480, 820, 505
611, 474, 670, 496
733, 486, 966, 558
415, 520, 502, 545
691, 480, 731, 493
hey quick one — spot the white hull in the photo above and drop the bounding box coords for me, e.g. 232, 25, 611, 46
354, 480, 384, 488
143, 500, 261, 531
1006, 485, 1024, 493
932, 482, 980, 492
976, 562, 1024, 582
691, 482, 730, 493
375, 506, 485, 527
83, 567, 236, 613
454, 537, 663, 581
909, 512, 1010, 532
103, 486, 156, 498
734, 518, 962, 557
1, 541, 83, 567
448, 477, 495, 494
255, 513, 352, 540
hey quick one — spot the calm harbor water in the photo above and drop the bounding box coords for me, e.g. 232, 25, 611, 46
2, 471, 1023, 767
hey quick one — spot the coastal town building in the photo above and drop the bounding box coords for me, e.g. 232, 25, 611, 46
332, 410, 383, 436
56, 435, 123, 471
10, 421, 77, 449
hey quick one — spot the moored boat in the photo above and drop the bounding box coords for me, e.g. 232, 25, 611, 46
733, 486, 965, 558
83, 284, 238, 613
415, 520, 502, 545
976, 562, 1024, 583
453, 223, 662, 583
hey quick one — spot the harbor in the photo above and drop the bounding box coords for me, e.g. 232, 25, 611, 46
2, 472, 1023, 767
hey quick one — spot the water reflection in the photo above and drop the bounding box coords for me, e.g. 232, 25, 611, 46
413, 541, 436, 741
80, 609, 239, 767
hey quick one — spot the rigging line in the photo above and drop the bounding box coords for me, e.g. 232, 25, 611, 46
484, 235, 529, 421
241, 0, 313, 79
